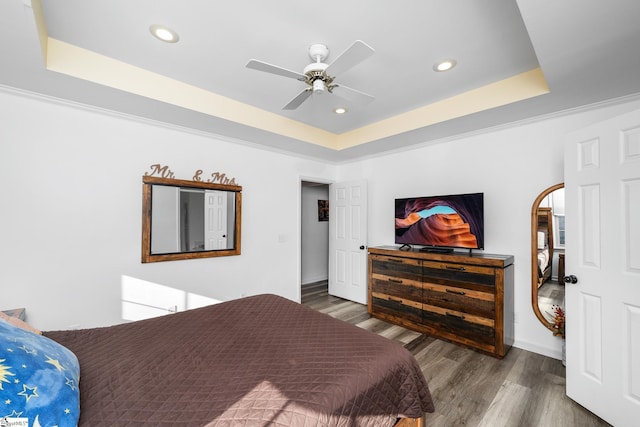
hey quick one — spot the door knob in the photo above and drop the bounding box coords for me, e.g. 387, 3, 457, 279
563, 275, 578, 284
359, 245, 366, 250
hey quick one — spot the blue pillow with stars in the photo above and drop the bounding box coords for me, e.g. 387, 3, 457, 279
0, 318, 80, 427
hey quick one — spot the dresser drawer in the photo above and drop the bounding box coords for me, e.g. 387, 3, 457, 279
370, 255, 422, 281
421, 304, 495, 348
422, 260, 496, 292
370, 255, 422, 323
422, 282, 495, 319
370, 292, 423, 325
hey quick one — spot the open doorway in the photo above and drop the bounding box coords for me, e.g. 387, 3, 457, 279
300, 181, 329, 287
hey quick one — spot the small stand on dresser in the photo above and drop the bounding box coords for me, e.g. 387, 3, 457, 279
368, 246, 514, 358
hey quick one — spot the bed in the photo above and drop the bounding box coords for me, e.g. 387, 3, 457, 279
536, 207, 554, 287
13, 294, 434, 426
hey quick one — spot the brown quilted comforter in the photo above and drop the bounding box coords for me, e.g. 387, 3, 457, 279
45, 294, 434, 426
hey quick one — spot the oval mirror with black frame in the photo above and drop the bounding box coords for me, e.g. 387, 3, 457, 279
142, 176, 242, 263
531, 183, 565, 331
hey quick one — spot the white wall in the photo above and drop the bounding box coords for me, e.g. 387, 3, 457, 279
0, 89, 336, 330
301, 183, 329, 284
339, 97, 640, 359
3, 86, 640, 360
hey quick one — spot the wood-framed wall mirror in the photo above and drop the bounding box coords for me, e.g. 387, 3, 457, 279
531, 183, 565, 331
142, 175, 242, 263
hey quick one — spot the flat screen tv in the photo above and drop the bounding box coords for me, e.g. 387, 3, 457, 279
395, 192, 484, 252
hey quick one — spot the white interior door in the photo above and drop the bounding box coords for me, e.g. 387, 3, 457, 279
564, 108, 640, 426
204, 190, 228, 250
329, 179, 368, 304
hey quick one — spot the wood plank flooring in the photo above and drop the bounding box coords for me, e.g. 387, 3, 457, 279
301, 281, 610, 427
538, 279, 565, 324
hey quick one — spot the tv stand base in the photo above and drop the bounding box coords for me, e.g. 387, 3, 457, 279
419, 247, 453, 254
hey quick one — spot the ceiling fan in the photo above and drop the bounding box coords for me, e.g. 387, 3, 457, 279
246, 40, 375, 110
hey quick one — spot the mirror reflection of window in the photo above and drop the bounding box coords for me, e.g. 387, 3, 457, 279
556, 215, 566, 247
552, 188, 565, 248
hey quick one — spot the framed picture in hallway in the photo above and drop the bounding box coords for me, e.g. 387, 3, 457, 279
318, 200, 329, 221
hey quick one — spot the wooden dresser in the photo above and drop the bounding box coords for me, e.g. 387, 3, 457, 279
368, 246, 514, 358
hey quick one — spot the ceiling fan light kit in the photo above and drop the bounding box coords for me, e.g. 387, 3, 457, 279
312, 79, 325, 94
246, 40, 375, 110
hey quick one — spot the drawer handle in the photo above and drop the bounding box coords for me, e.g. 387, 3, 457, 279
388, 278, 403, 283
387, 258, 404, 263
445, 289, 466, 295
446, 312, 465, 320
445, 266, 466, 271
388, 296, 403, 303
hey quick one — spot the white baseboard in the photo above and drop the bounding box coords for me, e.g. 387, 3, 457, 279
513, 338, 563, 360
301, 275, 328, 286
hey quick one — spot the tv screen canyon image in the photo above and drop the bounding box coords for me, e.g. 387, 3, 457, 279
394, 193, 484, 250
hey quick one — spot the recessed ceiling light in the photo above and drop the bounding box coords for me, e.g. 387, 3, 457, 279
334, 107, 348, 114
149, 24, 179, 43
433, 59, 457, 72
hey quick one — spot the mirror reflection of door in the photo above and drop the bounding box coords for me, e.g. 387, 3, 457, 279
531, 183, 565, 331
204, 190, 228, 250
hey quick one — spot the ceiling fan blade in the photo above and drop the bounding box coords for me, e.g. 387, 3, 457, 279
331, 84, 375, 105
246, 59, 306, 81
325, 40, 375, 76
282, 88, 313, 110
